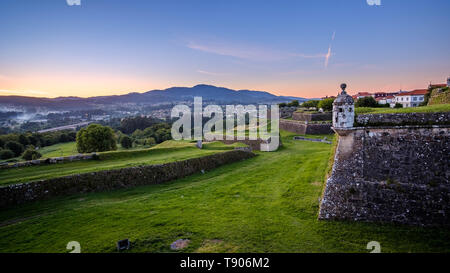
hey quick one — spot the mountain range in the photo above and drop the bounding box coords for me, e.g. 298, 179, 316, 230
0, 84, 307, 111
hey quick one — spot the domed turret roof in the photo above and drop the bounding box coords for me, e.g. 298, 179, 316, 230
334, 83, 354, 105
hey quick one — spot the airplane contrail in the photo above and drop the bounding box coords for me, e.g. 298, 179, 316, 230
324, 31, 336, 68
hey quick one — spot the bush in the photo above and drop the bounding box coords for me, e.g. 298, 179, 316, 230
302, 100, 320, 108
145, 137, 156, 146
18, 134, 29, 146
318, 98, 335, 112
0, 149, 15, 160
355, 96, 378, 108
22, 149, 42, 161
278, 103, 287, 107
119, 116, 162, 134
0, 138, 4, 149
76, 124, 117, 153
120, 136, 133, 149
5, 141, 24, 157
394, 103, 403, 108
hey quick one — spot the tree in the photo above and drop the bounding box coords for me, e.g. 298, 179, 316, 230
76, 124, 117, 153
278, 102, 287, 108
22, 148, 42, 161
59, 133, 69, 143
18, 134, 29, 146
0, 138, 4, 149
5, 141, 24, 157
301, 100, 320, 108
287, 100, 300, 107
318, 98, 335, 111
120, 136, 133, 149
0, 149, 15, 160
394, 103, 403, 108
131, 129, 144, 139
355, 96, 378, 108
145, 137, 156, 146
119, 116, 162, 134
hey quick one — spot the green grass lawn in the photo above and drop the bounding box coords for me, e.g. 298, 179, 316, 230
0, 131, 449, 253
0, 141, 242, 186
39, 142, 79, 158
355, 104, 450, 114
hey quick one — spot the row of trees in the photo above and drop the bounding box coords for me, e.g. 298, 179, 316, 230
278, 100, 300, 108
0, 130, 76, 160
117, 123, 172, 149
285, 96, 403, 112
76, 119, 173, 153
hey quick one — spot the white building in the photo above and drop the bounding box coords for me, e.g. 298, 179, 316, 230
393, 89, 428, 108
376, 95, 395, 105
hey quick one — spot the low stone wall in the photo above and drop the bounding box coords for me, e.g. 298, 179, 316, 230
0, 154, 97, 170
0, 150, 256, 208
293, 136, 332, 144
280, 119, 333, 135
292, 112, 332, 122
279, 106, 298, 119
356, 112, 450, 126
319, 125, 450, 226
221, 138, 281, 151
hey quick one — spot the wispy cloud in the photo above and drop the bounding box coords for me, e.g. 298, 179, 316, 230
324, 31, 336, 68
197, 70, 230, 76
324, 46, 332, 68
0, 89, 50, 96
187, 41, 325, 62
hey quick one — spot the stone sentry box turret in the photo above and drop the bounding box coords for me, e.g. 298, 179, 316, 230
320, 83, 450, 226
332, 83, 354, 129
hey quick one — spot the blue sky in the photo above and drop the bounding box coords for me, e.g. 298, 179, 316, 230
0, 0, 449, 98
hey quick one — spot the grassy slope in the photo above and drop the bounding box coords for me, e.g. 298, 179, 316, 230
39, 142, 79, 158
0, 141, 241, 186
0, 141, 156, 164
1, 131, 449, 253
355, 104, 450, 114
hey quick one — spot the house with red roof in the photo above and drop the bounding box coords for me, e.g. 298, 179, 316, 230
376, 95, 395, 105
393, 89, 428, 108
354, 92, 373, 100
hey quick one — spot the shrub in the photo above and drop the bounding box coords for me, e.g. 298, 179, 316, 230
18, 134, 29, 146
278, 102, 287, 107
0, 149, 15, 160
22, 149, 42, 161
318, 98, 335, 111
76, 124, 117, 153
120, 136, 133, 149
0, 138, 4, 149
355, 96, 378, 108
302, 100, 320, 108
287, 100, 300, 107
394, 103, 403, 108
5, 141, 24, 157
145, 137, 156, 146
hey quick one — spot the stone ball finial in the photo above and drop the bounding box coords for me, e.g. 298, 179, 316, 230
340, 83, 347, 92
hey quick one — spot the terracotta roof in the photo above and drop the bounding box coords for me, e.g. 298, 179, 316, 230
429, 83, 446, 88
356, 92, 372, 96
395, 89, 428, 97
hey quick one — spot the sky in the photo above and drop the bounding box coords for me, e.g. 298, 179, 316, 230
0, 0, 449, 99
